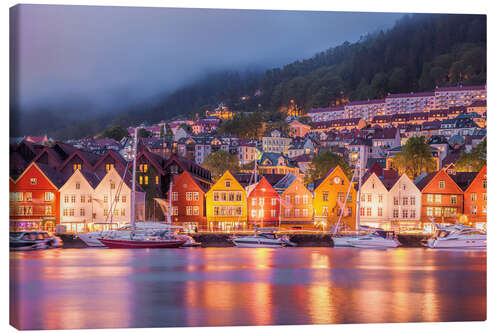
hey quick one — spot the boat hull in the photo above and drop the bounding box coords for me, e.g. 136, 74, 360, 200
427, 238, 486, 249
347, 239, 400, 249
78, 233, 106, 247
233, 241, 283, 248
98, 238, 186, 249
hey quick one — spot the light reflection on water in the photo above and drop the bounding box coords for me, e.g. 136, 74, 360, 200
10, 247, 486, 330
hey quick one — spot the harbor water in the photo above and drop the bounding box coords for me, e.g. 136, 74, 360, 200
10, 247, 486, 330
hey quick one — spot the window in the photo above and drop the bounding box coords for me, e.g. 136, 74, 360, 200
271, 209, 276, 218
402, 210, 408, 218
63, 208, 68, 216
193, 206, 199, 215
322, 206, 328, 216
110, 183, 115, 190
426, 207, 433, 217
410, 210, 416, 218
284, 208, 291, 217
81, 195, 85, 203
193, 192, 199, 201
367, 194, 372, 203
25, 192, 32, 202
451, 195, 457, 204
69, 208, 75, 216
427, 194, 433, 203
360, 207, 365, 216
483, 205, 487, 214
302, 208, 308, 217
347, 207, 352, 216
303, 195, 308, 204
155, 176, 159, 185
121, 208, 125, 216
285, 195, 291, 204
434, 195, 442, 204
186, 192, 193, 201
394, 197, 399, 205
251, 209, 257, 218
70, 195, 75, 203
338, 192, 345, 202
295, 195, 300, 204
439, 180, 445, 189
393, 209, 399, 218
361, 194, 365, 202
294, 208, 300, 217
25, 206, 33, 216
251, 198, 257, 206
45, 192, 54, 201
366, 208, 372, 217
172, 206, 178, 216
139, 176, 143, 185
378, 207, 383, 217
483, 180, 487, 189
410, 196, 416, 205
144, 176, 149, 185
106, 164, 114, 172
472, 206, 477, 215
225, 180, 231, 188
73, 164, 82, 171
322, 191, 329, 202
402, 197, 408, 205
80, 208, 85, 216
378, 195, 383, 203
30, 178, 37, 185
76, 182, 80, 190
172, 192, 178, 201
186, 206, 192, 215
347, 194, 352, 203
471, 193, 477, 201
271, 198, 277, 206
259, 197, 265, 206
104, 195, 108, 203
88, 195, 92, 203
483, 193, 487, 201
114, 209, 119, 217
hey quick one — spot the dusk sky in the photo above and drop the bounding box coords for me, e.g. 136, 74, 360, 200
11, 4, 405, 113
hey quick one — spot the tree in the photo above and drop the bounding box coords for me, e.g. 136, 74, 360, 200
99, 126, 129, 141
456, 138, 486, 172
202, 150, 241, 182
393, 136, 436, 179
160, 124, 173, 140
137, 128, 153, 138
179, 123, 193, 133
305, 151, 351, 184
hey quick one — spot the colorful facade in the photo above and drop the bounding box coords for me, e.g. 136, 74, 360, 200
464, 165, 487, 229
169, 171, 208, 232
277, 175, 314, 229
313, 166, 357, 230
247, 177, 281, 228
205, 171, 247, 231
9, 163, 63, 232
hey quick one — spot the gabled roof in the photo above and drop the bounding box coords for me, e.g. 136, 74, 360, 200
415, 171, 438, 191
58, 149, 102, 171
272, 173, 297, 194
449, 172, 478, 191
34, 162, 70, 189
93, 150, 127, 170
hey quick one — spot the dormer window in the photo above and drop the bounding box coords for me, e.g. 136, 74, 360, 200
30, 178, 37, 185
106, 164, 114, 172
73, 164, 82, 171
225, 180, 231, 188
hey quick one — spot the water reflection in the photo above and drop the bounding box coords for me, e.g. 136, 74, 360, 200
10, 248, 486, 330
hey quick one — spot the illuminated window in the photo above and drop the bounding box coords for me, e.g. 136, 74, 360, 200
193, 192, 199, 201
26, 206, 33, 216
360, 207, 365, 216
378, 207, 383, 217
172, 206, 178, 216
121, 208, 125, 216
106, 164, 114, 172
426, 195, 433, 203
122, 195, 126, 203
322, 191, 328, 202
450, 195, 457, 204
144, 176, 148, 185
104, 195, 108, 203
110, 183, 115, 190
439, 180, 445, 189
71, 195, 76, 203
366, 208, 372, 216
30, 178, 37, 185
378, 195, 383, 203
139, 176, 143, 184
80, 208, 85, 216
472, 206, 477, 215
471, 193, 477, 201
45, 192, 54, 201
193, 206, 199, 216
172, 192, 178, 201
25, 192, 32, 202
434, 195, 441, 204
284, 208, 291, 217
186, 192, 193, 201
76, 182, 80, 190
271, 198, 277, 206
251, 198, 257, 206
426, 207, 433, 217
483, 193, 487, 201
64, 195, 69, 203
69, 208, 75, 216
73, 164, 82, 171
155, 176, 159, 184
271, 209, 276, 218
81, 195, 85, 203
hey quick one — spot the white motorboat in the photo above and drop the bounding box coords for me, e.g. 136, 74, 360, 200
426, 223, 486, 249
232, 229, 296, 248
347, 230, 401, 249
78, 222, 172, 247
332, 226, 382, 247
10, 231, 63, 251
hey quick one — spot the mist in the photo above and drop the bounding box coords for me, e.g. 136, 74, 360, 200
10, 4, 404, 134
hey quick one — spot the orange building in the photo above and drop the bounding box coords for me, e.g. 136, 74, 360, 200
247, 177, 281, 228
464, 165, 487, 229
274, 174, 314, 230
9, 162, 65, 231
168, 170, 210, 232
416, 169, 477, 228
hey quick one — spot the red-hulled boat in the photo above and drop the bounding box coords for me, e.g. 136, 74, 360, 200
98, 237, 186, 249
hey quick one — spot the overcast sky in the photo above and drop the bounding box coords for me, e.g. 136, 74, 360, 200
11, 4, 405, 113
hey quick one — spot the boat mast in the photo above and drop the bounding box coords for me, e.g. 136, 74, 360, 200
131, 127, 138, 232
355, 148, 364, 231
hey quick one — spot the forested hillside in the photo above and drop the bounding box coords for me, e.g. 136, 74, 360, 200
15, 13, 485, 139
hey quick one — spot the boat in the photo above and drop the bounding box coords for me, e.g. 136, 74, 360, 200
78, 222, 172, 247
347, 230, 401, 249
177, 234, 201, 247
10, 231, 63, 251
98, 230, 186, 249
426, 223, 486, 249
332, 226, 383, 247
232, 228, 296, 248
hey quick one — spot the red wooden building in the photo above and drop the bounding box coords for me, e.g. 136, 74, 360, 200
9, 162, 67, 232
247, 176, 281, 228
167, 170, 209, 232
464, 165, 487, 229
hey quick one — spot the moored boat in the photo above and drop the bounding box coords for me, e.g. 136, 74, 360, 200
98, 231, 186, 249
232, 228, 296, 248
347, 230, 401, 249
10, 231, 63, 251
426, 223, 486, 249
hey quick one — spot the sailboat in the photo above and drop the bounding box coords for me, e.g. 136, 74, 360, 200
98, 127, 186, 249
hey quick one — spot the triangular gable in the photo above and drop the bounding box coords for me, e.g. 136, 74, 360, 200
420, 169, 463, 194
248, 176, 279, 198
361, 172, 389, 193
173, 170, 208, 194
95, 167, 132, 193
315, 165, 349, 191
388, 173, 419, 194
207, 170, 244, 193
13, 162, 59, 190
91, 150, 126, 171
57, 150, 99, 172
464, 165, 487, 193
281, 177, 312, 196
32, 147, 64, 166
128, 150, 165, 175
59, 169, 99, 192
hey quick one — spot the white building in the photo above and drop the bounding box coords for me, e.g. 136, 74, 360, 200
262, 129, 292, 156
92, 167, 146, 230
359, 172, 390, 228
307, 107, 345, 123
387, 173, 422, 231
59, 169, 101, 233
344, 99, 386, 120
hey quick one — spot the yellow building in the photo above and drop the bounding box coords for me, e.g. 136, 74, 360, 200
205, 170, 247, 231
313, 166, 357, 230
